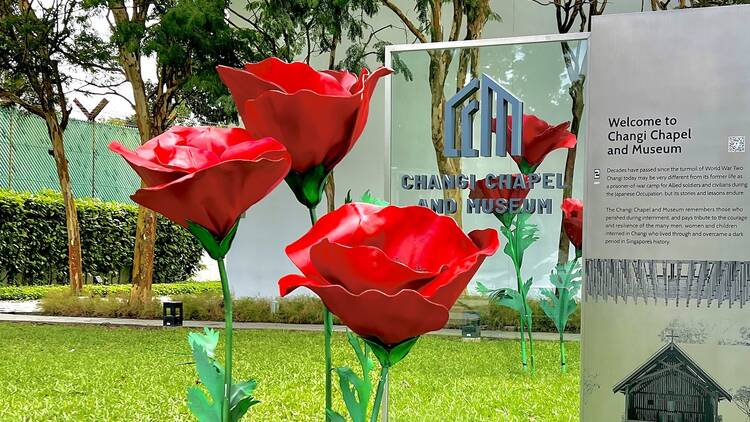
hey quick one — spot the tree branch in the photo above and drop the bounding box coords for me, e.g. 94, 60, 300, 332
380, 0, 427, 43
0, 88, 45, 117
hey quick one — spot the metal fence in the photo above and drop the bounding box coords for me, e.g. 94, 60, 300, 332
0, 107, 142, 203
585, 259, 750, 308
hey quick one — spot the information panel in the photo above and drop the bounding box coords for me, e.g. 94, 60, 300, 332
582, 6, 750, 422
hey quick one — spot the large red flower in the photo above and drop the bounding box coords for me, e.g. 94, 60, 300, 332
217, 58, 392, 175
561, 198, 583, 253
469, 175, 531, 227
109, 126, 290, 238
493, 114, 576, 172
469, 175, 531, 203
278, 203, 499, 346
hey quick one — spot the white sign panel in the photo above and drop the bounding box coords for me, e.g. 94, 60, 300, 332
582, 6, 750, 422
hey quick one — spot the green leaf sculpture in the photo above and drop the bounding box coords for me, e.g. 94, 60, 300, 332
186, 329, 260, 422
539, 260, 582, 371
359, 190, 389, 206
329, 332, 375, 422
188, 328, 220, 358
480, 212, 539, 371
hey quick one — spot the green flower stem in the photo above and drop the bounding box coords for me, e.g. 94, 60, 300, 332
560, 331, 567, 372
370, 365, 390, 422
218, 258, 232, 422
526, 314, 535, 373
512, 214, 534, 372
516, 273, 528, 370
308, 206, 333, 421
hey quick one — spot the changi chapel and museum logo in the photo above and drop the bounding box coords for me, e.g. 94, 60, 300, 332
444, 74, 523, 158
400, 73, 566, 215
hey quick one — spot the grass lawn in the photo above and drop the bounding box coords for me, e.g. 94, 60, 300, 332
0, 322, 580, 421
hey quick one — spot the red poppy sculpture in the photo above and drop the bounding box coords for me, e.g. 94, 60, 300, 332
279, 202, 498, 420
561, 198, 584, 257
218, 58, 392, 208
220, 58, 392, 419
469, 175, 531, 228
493, 114, 577, 174
280, 203, 499, 346
110, 126, 291, 422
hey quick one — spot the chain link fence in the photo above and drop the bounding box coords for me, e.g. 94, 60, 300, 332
0, 107, 141, 203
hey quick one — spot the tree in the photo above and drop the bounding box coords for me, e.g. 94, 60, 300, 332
0, 0, 102, 293
231, 0, 388, 214
86, 0, 263, 302
530, 0, 606, 264
649, 0, 750, 9
735, 386, 750, 422
379, 0, 497, 227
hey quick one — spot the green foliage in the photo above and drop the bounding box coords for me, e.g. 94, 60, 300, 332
187, 221, 239, 260
0, 323, 581, 421
284, 165, 330, 209
475, 298, 581, 333
35, 287, 580, 334
188, 327, 220, 358
0, 281, 220, 301
500, 212, 539, 268
477, 279, 532, 315
0, 189, 203, 285
186, 328, 259, 422
539, 261, 582, 335
330, 332, 374, 422
358, 190, 388, 206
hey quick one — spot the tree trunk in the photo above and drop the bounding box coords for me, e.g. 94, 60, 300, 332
130, 204, 157, 302
325, 43, 338, 213
557, 42, 585, 265
46, 115, 84, 294
429, 53, 463, 227
118, 46, 159, 304
325, 172, 336, 213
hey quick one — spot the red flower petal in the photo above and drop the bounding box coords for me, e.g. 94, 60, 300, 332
175, 127, 254, 155
286, 204, 480, 278
493, 115, 577, 167
219, 137, 289, 162
509, 116, 576, 167
320, 69, 360, 93
324, 67, 393, 168
108, 141, 186, 187
216, 64, 286, 109
286, 203, 380, 278
278, 274, 449, 346
469, 175, 531, 203
243, 90, 361, 173
243, 58, 351, 96
131, 146, 290, 238
309, 239, 438, 295
358, 205, 479, 273
418, 229, 500, 309
561, 198, 583, 250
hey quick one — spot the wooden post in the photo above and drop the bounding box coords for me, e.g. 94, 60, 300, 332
73, 98, 108, 198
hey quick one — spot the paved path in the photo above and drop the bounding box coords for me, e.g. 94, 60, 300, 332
0, 301, 40, 313
0, 313, 579, 341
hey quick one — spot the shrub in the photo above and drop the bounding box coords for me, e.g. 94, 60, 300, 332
234, 297, 273, 322
0, 281, 221, 301
36, 289, 580, 333
41, 290, 162, 319
0, 189, 203, 285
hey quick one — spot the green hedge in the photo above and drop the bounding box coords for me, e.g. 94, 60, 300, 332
0, 189, 203, 285
0, 281, 221, 301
